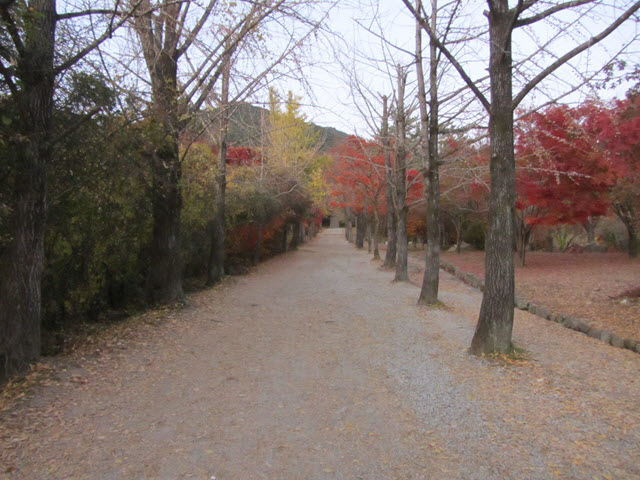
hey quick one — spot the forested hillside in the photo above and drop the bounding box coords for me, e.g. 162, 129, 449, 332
195, 103, 348, 152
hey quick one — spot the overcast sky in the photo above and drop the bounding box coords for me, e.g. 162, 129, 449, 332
280, 0, 639, 137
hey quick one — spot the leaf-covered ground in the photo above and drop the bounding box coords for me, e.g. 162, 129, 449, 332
435, 250, 640, 341
1, 232, 639, 479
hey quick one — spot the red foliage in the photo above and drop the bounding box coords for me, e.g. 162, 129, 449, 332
309, 206, 324, 227
406, 169, 424, 206
226, 216, 286, 258
407, 207, 427, 241
591, 97, 640, 170
329, 136, 387, 216
208, 145, 261, 166
329, 136, 424, 217
227, 146, 260, 166
515, 99, 640, 234
515, 104, 614, 226
592, 97, 640, 212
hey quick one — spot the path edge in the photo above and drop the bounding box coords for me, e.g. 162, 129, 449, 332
435, 259, 640, 355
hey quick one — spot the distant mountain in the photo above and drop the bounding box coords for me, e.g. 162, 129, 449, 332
309, 123, 351, 153
195, 103, 349, 153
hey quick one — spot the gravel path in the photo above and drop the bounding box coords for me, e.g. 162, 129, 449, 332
1, 229, 639, 479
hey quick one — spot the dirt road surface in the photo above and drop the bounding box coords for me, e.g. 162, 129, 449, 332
1, 229, 639, 479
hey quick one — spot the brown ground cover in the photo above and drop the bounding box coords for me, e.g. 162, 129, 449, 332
437, 250, 640, 341
1, 232, 639, 479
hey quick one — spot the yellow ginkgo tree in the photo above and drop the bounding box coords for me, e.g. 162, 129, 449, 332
263, 88, 331, 247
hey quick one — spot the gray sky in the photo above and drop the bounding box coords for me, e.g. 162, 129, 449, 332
280, 0, 638, 137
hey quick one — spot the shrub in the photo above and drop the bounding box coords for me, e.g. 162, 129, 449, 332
463, 221, 487, 250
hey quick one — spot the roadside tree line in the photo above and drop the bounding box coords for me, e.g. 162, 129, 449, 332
330, 0, 639, 356
0, 0, 333, 381
330, 97, 639, 266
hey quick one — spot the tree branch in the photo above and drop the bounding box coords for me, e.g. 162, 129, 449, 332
161, 2, 181, 57
54, 0, 144, 75
513, 0, 640, 108
401, 0, 490, 112
56, 9, 118, 20
0, 57, 19, 99
0, 5, 24, 56
179, 2, 266, 97
176, 0, 216, 56
49, 105, 103, 149
187, 1, 287, 109
515, 0, 595, 28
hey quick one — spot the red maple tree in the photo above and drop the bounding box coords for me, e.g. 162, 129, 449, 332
329, 136, 387, 217
590, 97, 640, 257
515, 104, 615, 263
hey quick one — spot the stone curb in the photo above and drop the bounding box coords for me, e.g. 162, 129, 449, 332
438, 259, 640, 355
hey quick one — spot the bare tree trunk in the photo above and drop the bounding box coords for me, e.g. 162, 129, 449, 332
514, 214, 524, 266
417, 0, 440, 305
373, 210, 381, 260
281, 227, 288, 253
355, 212, 366, 248
394, 68, 409, 282
139, 23, 184, 303
0, 0, 55, 380
289, 223, 299, 250
395, 207, 409, 281
345, 207, 354, 243
614, 202, 638, 258
583, 216, 598, 244
384, 212, 397, 267
382, 96, 397, 268
207, 48, 232, 286
519, 228, 531, 267
0, 148, 47, 380
206, 212, 225, 284
629, 226, 638, 258
146, 126, 183, 303
207, 213, 225, 285
367, 218, 372, 253
545, 233, 554, 252
471, 2, 516, 355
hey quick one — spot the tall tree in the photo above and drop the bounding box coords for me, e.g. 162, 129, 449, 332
381, 95, 397, 268
264, 89, 325, 248
125, 0, 330, 300
393, 66, 410, 282
415, 0, 443, 304
591, 97, 640, 257
515, 103, 614, 265
131, 0, 237, 302
207, 45, 232, 286
404, 0, 640, 354
0, 0, 137, 379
